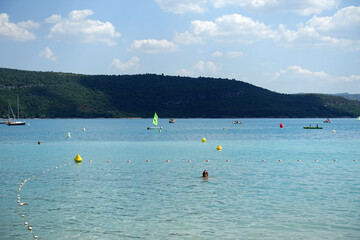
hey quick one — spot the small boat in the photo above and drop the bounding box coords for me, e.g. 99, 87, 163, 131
7, 95, 26, 126
323, 118, 331, 123
7, 120, 26, 126
147, 126, 163, 130
169, 119, 175, 123
147, 112, 162, 130
232, 120, 244, 124
303, 125, 323, 129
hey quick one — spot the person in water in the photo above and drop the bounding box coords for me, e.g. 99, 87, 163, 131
202, 170, 208, 178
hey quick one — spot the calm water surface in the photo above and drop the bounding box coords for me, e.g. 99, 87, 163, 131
1, 118, 360, 239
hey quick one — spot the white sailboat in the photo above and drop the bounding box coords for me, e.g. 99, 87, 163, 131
147, 112, 163, 130
7, 95, 26, 126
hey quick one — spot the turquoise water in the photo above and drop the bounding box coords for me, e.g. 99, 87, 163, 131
1, 118, 360, 239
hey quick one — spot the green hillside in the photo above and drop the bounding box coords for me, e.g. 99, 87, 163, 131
1, 68, 360, 118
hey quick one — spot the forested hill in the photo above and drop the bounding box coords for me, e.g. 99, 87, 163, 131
1, 68, 360, 118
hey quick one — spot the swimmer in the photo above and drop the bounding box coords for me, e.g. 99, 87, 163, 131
202, 170, 208, 178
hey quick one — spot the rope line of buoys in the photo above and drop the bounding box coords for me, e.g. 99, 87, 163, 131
16, 155, 357, 238
17, 156, 92, 239
96, 159, 357, 163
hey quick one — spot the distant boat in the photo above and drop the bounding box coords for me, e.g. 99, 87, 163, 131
357, 116, 360, 121
303, 125, 323, 129
169, 118, 175, 123
7, 95, 26, 126
147, 112, 163, 130
232, 120, 244, 124
323, 118, 331, 123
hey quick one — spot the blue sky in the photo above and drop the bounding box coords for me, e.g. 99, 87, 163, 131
0, 0, 359, 94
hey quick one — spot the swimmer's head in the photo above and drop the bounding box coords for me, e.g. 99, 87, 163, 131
203, 170, 208, 178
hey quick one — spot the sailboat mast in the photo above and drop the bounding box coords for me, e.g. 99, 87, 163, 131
9, 102, 16, 120
17, 94, 19, 119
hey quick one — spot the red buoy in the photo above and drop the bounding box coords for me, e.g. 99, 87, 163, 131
280, 123, 284, 128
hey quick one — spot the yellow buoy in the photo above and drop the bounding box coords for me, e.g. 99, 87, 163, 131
201, 138, 206, 143
74, 154, 82, 163
217, 145, 222, 151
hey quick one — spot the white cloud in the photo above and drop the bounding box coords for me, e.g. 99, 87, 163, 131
212, 51, 223, 57
69, 9, 93, 20
130, 39, 179, 54
45, 14, 61, 23
227, 51, 244, 57
267, 65, 360, 93
277, 6, 360, 50
155, 0, 207, 14
18, 20, 40, 29
0, 13, 37, 41
176, 59, 220, 77
112, 56, 140, 71
173, 31, 202, 45
47, 9, 120, 46
194, 60, 219, 74
179, 6, 360, 50
155, 0, 339, 15
306, 6, 360, 40
39, 47, 57, 61
189, 14, 278, 43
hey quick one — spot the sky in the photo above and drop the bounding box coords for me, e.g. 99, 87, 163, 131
0, 0, 360, 94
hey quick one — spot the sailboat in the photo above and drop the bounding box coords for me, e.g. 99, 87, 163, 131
7, 95, 26, 126
147, 112, 163, 130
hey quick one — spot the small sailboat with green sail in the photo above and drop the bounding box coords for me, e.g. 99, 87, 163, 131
147, 112, 163, 130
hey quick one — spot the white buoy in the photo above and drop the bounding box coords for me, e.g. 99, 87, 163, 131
82, 128, 86, 131
332, 130, 336, 133
67, 132, 71, 138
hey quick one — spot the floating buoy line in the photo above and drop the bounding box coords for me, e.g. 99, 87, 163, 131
17, 156, 358, 239
17, 160, 83, 239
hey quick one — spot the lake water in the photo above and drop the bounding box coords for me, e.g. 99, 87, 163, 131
1, 118, 360, 239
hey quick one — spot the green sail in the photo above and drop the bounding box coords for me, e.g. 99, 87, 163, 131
153, 112, 158, 125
